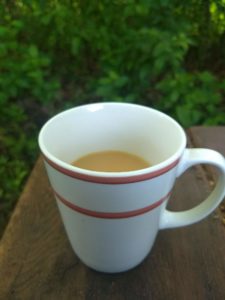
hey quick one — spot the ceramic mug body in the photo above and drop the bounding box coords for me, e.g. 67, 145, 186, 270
38, 103, 225, 273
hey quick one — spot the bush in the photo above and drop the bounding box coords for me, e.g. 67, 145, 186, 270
1, 1, 224, 124
0, 0, 224, 234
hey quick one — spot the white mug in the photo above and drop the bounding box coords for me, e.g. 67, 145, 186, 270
38, 103, 225, 273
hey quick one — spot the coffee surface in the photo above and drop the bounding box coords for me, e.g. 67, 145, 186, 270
71, 150, 150, 172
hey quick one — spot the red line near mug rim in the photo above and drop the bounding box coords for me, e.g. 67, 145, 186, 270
54, 190, 171, 219
43, 154, 180, 184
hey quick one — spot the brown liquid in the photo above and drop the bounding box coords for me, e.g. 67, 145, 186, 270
71, 150, 150, 172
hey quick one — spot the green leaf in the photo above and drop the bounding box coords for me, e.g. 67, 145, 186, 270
176, 106, 202, 127
0, 26, 7, 36
28, 45, 39, 57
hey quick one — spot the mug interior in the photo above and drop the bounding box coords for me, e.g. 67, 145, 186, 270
39, 103, 186, 173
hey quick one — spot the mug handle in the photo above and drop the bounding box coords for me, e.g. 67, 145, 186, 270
160, 148, 225, 229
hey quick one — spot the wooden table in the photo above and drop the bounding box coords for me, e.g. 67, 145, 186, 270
0, 127, 224, 300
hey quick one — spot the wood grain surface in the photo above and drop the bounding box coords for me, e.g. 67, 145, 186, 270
0, 127, 224, 300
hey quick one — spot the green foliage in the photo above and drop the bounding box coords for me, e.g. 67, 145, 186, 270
0, 0, 225, 234
0, 105, 38, 235
0, 18, 60, 105
157, 71, 225, 127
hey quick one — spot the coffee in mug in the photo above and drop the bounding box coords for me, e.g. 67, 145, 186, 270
71, 150, 150, 172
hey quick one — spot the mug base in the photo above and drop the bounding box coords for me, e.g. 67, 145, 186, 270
79, 253, 150, 274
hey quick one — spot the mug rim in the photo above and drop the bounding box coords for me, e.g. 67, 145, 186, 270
38, 102, 186, 183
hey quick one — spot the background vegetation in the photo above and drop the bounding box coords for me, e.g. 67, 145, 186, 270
0, 0, 225, 236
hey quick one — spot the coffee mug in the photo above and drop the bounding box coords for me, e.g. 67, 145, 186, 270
38, 103, 225, 273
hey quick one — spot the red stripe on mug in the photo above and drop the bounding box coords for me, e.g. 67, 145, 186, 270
54, 190, 171, 219
43, 155, 180, 184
